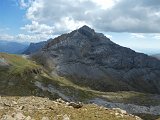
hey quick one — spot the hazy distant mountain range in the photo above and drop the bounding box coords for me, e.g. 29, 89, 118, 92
0, 40, 29, 54
0, 40, 47, 55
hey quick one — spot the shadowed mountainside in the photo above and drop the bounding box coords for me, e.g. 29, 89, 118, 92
32, 25, 160, 94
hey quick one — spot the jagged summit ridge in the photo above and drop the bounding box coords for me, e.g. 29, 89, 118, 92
78, 25, 95, 37
44, 25, 112, 49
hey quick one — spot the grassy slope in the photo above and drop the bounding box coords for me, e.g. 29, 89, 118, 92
0, 53, 41, 96
0, 53, 95, 100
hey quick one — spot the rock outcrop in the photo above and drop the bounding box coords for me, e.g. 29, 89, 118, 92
33, 25, 160, 94
23, 41, 47, 55
0, 58, 9, 67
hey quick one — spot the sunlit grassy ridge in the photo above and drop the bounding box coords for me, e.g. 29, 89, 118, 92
0, 53, 95, 100
0, 53, 40, 77
0, 53, 42, 96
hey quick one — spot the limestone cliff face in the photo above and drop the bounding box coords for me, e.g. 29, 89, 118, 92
33, 25, 160, 94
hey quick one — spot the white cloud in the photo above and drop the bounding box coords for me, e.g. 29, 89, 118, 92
23, 0, 113, 38
16, 34, 54, 42
131, 33, 145, 39
26, 0, 43, 20
26, 0, 96, 23
92, 0, 118, 10
153, 34, 160, 40
105, 34, 112, 39
10, 0, 160, 43
18, 0, 32, 8
19, 0, 28, 8
23, 0, 160, 35
0, 33, 55, 42
0, 34, 14, 40
55, 17, 88, 32
21, 21, 55, 35
20, 21, 59, 42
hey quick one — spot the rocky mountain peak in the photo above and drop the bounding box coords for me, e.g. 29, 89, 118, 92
33, 26, 160, 94
43, 25, 102, 49
77, 25, 95, 37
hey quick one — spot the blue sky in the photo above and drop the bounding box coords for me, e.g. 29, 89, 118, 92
0, 0, 160, 55
0, 0, 26, 34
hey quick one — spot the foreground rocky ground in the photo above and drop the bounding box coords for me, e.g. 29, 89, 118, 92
0, 96, 142, 120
